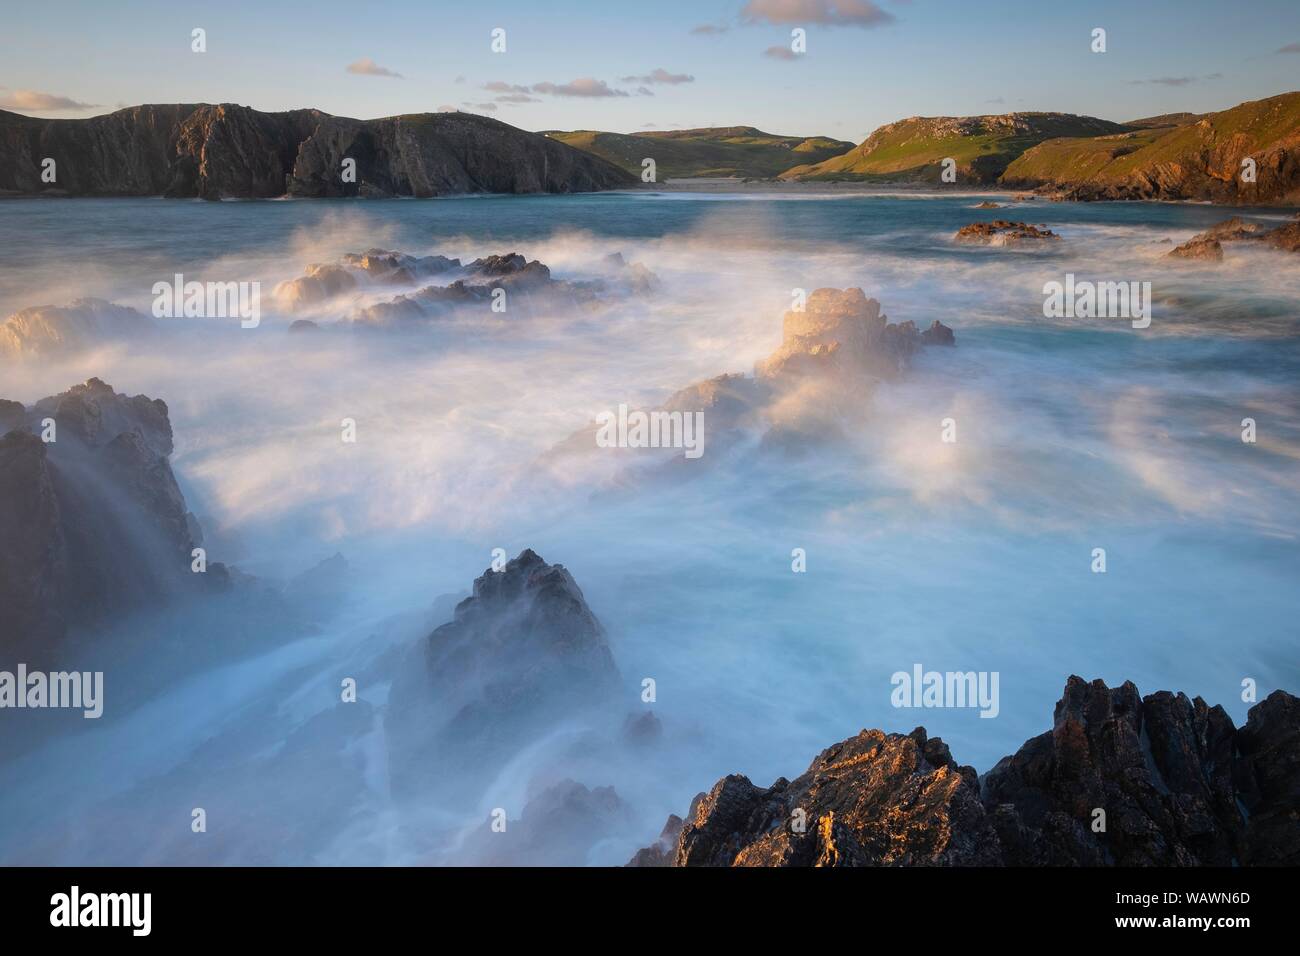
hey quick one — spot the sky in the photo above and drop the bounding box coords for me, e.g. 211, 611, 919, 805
2, 0, 1299, 141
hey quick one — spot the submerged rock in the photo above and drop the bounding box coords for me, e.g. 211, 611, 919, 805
954, 220, 1060, 245
0, 298, 153, 359
631, 677, 1299, 866
1166, 216, 1300, 261
1166, 237, 1224, 261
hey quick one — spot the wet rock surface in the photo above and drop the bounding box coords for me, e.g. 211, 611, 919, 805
631, 677, 1299, 866
0, 379, 226, 662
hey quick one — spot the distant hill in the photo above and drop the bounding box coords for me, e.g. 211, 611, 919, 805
1123, 112, 1204, 129
780, 113, 1129, 184
545, 126, 854, 179
1002, 92, 1300, 202
0, 104, 635, 198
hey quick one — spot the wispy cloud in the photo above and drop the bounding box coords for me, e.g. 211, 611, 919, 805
741, 0, 894, 28
533, 78, 629, 97
1128, 73, 1222, 86
0, 90, 100, 111
620, 68, 695, 85
763, 46, 801, 60
346, 57, 403, 78
691, 23, 729, 35
461, 101, 497, 112
485, 77, 628, 98
1277, 42, 1300, 53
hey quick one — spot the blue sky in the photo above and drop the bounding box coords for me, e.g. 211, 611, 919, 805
3, 0, 1299, 140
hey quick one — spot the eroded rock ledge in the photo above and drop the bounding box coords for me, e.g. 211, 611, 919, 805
629, 676, 1299, 866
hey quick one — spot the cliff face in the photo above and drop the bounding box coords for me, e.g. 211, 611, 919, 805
631, 677, 1299, 867
0, 104, 636, 199
0, 379, 226, 662
1001, 92, 1300, 204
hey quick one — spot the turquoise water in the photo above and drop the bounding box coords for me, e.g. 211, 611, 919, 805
1, 190, 1298, 863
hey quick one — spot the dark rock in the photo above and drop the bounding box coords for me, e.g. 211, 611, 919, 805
1235, 690, 1300, 865
0, 378, 226, 662
631, 676, 1300, 867
386, 549, 620, 801
1166, 237, 1224, 261
0, 104, 635, 198
922, 319, 956, 345
464, 779, 632, 866
954, 220, 1060, 245
626, 814, 685, 867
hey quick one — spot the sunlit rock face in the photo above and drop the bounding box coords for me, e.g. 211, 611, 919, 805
631, 678, 1300, 867
644, 727, 998, 867
272, 249, 462, 311
0, 378, 225, 663
546, 287, 956, 471
0, 298, 154, 359
386, 549, 621, 804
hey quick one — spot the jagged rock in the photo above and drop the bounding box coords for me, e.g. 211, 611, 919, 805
273, 250, 462, 311
626, 814, 684, 867
975, 200, 1001, 208
0, 298, 153, 359
464, 779, 632, 866
984, 678, 1243, 865
954, 220, 1060, 245
0, 104, 635, 198
349, 254, 576, 325
1166, 237, 1224, 261
1166, 217, 1300, 262
546, 288, 957, 469
0, 378, 225, 661
643, 726, 998, 867
622, 710, 663, 747
1235, 690, 1300, 865
632, 677, 1299, 867
386, 549, 620, 800
922, 319, 956, 346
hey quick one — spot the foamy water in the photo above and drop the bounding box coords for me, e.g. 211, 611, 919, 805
1, 192, 1297, 864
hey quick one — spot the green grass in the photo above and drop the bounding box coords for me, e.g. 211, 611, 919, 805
545, 127, 854, 179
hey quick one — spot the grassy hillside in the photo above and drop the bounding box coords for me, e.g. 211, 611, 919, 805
780, 113, 1128, 183
544, 126, 854, 179
1002, 92, 1300, 202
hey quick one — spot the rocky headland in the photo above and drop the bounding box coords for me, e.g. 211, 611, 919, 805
0, 104, 635, 199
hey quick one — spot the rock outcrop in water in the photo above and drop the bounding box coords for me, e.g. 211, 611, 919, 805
0, 104, 635, 199
954, 220, 1060, 245
0, 298, 154, 359
548, 288, 955, 466
630, 677, 1299, 866
0, 379, 226, 661
386, 549, 621, 802
275, 247, 655, 324
1167, 216, 1300, 260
